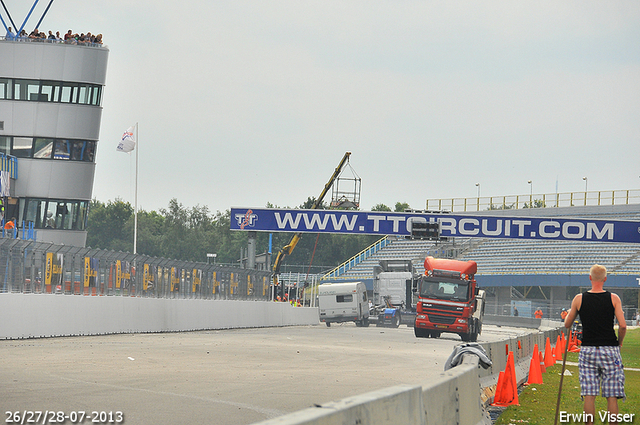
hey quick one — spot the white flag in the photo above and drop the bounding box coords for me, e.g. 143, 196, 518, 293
117, 126, 136, 153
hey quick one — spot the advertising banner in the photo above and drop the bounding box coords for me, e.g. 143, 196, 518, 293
143, 264, 155, 291
170, 267, 180, 292
83, 257, 98, 288
230, 208, 640, 244
192, 269, 201, 293
45, 252, 63, 289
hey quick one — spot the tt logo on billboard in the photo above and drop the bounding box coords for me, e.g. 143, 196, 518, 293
235, 210, 258, 229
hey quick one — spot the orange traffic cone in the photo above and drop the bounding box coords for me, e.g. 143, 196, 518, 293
554, 335, 562, 361
526, 344, 543, 385
492, 351, 519, 406
544, 337, 555, 367
539, 351, 546, 373
569, 332, 581, 353
492, 371, 506, 405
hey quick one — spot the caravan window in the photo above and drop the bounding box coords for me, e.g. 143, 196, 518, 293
337, 294, 353, 303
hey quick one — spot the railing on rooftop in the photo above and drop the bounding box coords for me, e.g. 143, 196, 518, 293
426, 189, 640, 212
0, 35, 105, 48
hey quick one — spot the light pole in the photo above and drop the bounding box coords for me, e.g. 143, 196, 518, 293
528, 180, 532, 207
583, 177, 588, 206
475, 183, 480, 210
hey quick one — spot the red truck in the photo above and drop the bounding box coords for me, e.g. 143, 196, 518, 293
414, 256, 485, 341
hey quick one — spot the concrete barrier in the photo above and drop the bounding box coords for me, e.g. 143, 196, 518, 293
252, 321, 565, 425
483, 314, 541, 329
254, 355, 489, 425
0, 294, 319, 339
0, 295, 565, 425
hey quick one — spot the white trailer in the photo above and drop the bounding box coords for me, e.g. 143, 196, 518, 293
318, 282, 370, 327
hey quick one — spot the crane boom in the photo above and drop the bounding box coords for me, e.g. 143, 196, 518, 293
272, 152, 352, 300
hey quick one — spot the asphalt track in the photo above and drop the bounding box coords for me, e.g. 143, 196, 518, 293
1, 324, 529, 425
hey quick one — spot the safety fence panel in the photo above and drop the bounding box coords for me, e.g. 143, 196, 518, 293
0, 238, 271, 301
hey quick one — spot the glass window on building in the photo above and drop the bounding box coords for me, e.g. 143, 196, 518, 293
84, 141, 96, 162
60, 85, 73, 103
70, 141, 85, 160
27, 81, 41, 101
33, 138, 54, 159
45, 201, 57, 228
13, 79, 26, 100
53, 140, 70, 160
11, 137, 33, 157
77, 201, 88, 230
66, 202, 81, 230
40, 81, 59, 102
92, 86, 101, 106
0, 136, 10, 155
77, 85, 89, 105
20, 198, 40, 228
0, 78, 11, 100
52, 201, 66, 229
19, 199, 89, 231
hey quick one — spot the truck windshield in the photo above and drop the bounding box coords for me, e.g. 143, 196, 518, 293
419, 277, 469, 301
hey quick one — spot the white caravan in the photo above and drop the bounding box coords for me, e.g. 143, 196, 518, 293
318, 282, 369, 327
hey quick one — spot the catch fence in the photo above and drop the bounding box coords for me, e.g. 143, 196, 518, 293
0, 238, 271, 300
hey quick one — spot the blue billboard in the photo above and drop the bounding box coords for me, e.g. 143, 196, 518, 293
230, 207, 640, 244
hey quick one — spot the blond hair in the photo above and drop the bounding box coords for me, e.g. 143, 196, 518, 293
590, 264, 607, 282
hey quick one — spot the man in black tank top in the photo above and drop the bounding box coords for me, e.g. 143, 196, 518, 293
564, 264, 627, 425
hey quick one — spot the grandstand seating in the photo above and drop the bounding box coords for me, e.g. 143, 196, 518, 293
324, 204, 640, 281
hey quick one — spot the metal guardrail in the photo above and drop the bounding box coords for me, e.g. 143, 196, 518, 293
1, 35, 106, 48
427, 189, 640, 212
0, 239, 271, 300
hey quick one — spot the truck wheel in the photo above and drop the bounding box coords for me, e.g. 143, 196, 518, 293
355, 320, 362, 327
414, 327, 428, 338
431, 332, 441, 338
362, 318, 370, 327
393, 314, 400, 328
326, 322, 331, 327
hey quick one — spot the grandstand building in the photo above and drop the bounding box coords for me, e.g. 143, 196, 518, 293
0, 37, 108, 246
322, 201, 640, 319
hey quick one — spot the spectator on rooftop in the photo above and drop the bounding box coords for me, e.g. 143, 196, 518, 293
5, 26, 15, 40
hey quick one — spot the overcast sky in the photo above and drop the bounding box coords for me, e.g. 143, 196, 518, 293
8, 1, 640, 213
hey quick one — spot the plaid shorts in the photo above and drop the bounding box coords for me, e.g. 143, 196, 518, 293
578, 346, 625, 399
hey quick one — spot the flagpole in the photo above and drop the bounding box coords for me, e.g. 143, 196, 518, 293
134, 122, 138, 255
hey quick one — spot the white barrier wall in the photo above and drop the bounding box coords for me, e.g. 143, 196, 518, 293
252, 323, 565, 425
253, 355, 490, 425
0, 294, 319, 339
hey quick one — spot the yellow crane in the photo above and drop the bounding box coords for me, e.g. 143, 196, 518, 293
272, 152, 353, 301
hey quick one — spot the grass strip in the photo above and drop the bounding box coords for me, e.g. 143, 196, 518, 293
493, 328, 640, 425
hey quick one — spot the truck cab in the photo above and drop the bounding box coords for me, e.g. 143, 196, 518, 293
414, 256, 485, 341
371, 260, 419, 327
318, 282, 370, 327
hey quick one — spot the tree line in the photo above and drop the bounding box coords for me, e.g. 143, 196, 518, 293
86, 198, 412, 273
